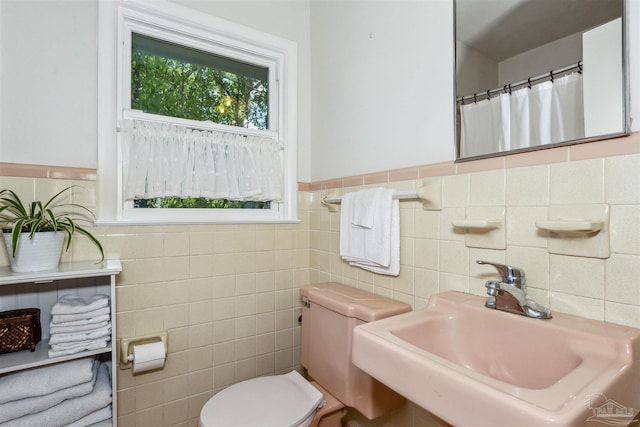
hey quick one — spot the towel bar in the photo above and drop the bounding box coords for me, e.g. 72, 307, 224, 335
322, 190, 417, 204
321, 177, 442, 211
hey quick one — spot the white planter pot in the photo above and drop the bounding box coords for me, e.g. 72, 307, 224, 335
3, 231, 65, 273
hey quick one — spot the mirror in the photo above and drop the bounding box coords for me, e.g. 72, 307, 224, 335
455, 0, 628, 160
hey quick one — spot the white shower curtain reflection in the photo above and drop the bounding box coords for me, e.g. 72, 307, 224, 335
121, 120, 282, 202
551, 73, 585, 143
460, 72, 585, 157
460, 95, 502, 157
508, 87, 531, 151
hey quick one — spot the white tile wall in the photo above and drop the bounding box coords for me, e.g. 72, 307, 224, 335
310, 154, 640, 334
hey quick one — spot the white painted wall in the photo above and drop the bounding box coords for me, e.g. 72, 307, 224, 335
309, 0, 454, 182
456, 41, 498, 98
583, 18, 624, 136
498, 32, 582, 86
0, 0, 314, 179
0, 0, 98, 168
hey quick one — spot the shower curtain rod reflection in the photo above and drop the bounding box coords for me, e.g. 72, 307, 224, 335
456, 61, 583, 105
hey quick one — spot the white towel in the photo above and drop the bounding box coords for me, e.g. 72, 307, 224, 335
351, 188, 385, 228
349, 199, 400, 276
50, 338, 110, 350
340, 188, 399, 276
3, 363, 112, 427
340, 188, 393, 266
0, 359, 100, 423
50, 306, 110, 324
49, 313, 110, 328
0, 358, 96, 404
49, 320, 109, 335
49, 324, 111, 345
48, 340, 109, 358
65, 405, 112, 427
50, 294, 109, 315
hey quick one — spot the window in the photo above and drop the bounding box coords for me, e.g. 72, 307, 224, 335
97, 0, 298, 224
129, 33, 272, 210
130, 33, 269, 130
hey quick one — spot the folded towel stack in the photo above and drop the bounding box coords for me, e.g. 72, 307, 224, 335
48, 294, 112, 358
0, 358, 113, 427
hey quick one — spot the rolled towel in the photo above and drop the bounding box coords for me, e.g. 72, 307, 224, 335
49, 313, 110, 328
51, 306, 110, 324
0, 359, 100, 423
51, 294, 109, 315
65, 405, 112, 427
3, 363, 112, 427
49, 320, 109, 335
0, 358, 96, 405
48, 340, 109, 358
49, 324, 111, 345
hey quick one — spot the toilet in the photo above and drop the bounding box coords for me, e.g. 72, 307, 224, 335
199, 282, 411, 427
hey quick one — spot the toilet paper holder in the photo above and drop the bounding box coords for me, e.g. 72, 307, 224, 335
119, 332, 168, 369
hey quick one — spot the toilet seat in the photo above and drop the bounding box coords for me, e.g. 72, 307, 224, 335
199, 370, 324, 427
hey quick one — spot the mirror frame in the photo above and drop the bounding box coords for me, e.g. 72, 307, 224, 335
454, 0, 630, 162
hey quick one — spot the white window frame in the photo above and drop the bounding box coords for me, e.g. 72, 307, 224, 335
97, 0, 298, 225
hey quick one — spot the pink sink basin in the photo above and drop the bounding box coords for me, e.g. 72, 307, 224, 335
352, 291, 640, 427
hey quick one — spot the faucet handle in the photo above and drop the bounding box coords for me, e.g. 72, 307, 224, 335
476, 260, 526, 287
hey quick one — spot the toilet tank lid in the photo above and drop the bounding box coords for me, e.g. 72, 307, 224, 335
300, 282, 411, 322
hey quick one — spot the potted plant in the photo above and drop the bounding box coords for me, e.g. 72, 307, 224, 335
0, 186, 104, 272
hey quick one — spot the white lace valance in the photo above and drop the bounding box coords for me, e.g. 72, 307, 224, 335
121, 120, 282, 202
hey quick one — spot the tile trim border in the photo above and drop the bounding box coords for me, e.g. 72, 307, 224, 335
304, 132, 640, 190
0, 163, 96, 181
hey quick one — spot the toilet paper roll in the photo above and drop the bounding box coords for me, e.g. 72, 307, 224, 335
132, 341, 166, 374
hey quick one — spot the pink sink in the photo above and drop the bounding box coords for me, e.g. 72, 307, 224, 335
352, 291, 640, 427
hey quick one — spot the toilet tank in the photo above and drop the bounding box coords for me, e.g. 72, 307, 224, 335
300, 282, 411, 420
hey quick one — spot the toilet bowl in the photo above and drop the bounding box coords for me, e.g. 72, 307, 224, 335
199, 282, 411, 427
199, 370, 324, 427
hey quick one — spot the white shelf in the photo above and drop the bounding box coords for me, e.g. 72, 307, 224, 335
0, 259, 120, 426
537, 204, 610, 258
0, 260, 122, 285
535, 220, 602, 233
452, 206, 506, 250
451, 219, 502, 230
0, 338, 112, 374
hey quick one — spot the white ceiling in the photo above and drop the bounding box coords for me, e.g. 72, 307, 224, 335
456, 0, 623, 62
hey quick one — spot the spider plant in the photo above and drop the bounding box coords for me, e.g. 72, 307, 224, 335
0, 186, 104, 261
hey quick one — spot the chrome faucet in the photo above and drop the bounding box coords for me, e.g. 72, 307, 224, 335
476, 260, 551, 319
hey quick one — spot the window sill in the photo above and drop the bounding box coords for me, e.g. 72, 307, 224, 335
95, 218, 301, 226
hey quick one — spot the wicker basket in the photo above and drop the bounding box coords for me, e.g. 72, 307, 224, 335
0, 308, 41, 353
